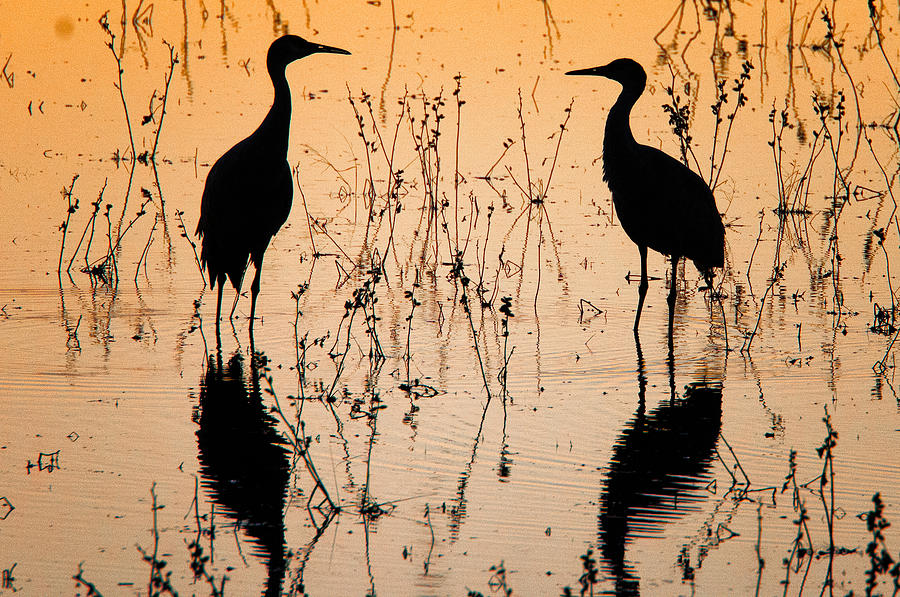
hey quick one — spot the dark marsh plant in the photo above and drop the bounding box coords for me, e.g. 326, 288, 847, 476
135, 483, 178, 597
325, 258, 386, 402
560, 547, 599, 596
863, 492, 899, 596
813, 407, 839, 592
662, 76, 697, 171
708, 60, 753, 189
149, 41, 178, 163
780, 449, 813, 593
175, 209, 206, 286
347, 88, 379, 230
498, 296, 515, 403
578, 548, 599, 597
99, 11, 136, 165
661, 59, 752, 189
498, 92, 573, 309
67, 180, 106, 276
867, 0, 900, 94
57, 175, 80, 278
72, 562, 104, 596
449, 250, 493, 404
767, 105, 792, 214
402, 268, 421, 386
186, 478, 227, 596
405, 89, 449, 269
821, 7, 864, 176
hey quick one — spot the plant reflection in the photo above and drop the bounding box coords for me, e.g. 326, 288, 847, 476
597, 333, 722, 595
195, 349, 290, 597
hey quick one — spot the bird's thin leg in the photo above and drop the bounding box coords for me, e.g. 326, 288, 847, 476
215, 279, 224, 341
229, 292, 240, 320
667, 323, 675, 396
230, 259, 249, 321
634, 245, 648, 332
248, 257, 264, 331
668, 255, 680, 333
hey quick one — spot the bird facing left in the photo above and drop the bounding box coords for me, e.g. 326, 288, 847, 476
196, 35, 350, 339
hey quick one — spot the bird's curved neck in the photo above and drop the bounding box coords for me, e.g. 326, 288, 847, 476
605, 83, 643, 149
257, 64, 293, 158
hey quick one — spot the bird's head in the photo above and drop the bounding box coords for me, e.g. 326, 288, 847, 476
267, 34, 350, 72
566, 58, 646, 91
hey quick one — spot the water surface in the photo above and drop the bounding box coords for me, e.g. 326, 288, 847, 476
2, 1, 900, 595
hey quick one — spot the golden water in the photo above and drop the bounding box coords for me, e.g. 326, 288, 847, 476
2, 1, 900, 595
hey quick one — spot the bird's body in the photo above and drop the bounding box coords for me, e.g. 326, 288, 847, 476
198, 132, 294, 301
196, 35, 349, 336
567, 58, 724, 331
605, 142, 723, 273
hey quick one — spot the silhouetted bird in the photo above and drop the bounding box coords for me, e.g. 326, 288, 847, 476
567, 59, 724, 331
196, 35, 350, 334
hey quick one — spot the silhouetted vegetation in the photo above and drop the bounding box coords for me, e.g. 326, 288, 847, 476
15, 1, 900, 595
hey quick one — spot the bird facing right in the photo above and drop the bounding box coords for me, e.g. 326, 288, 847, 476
566, 58, 724, 333
196, 35, 350, 339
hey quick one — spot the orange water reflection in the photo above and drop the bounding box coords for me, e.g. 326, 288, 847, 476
2, 1, 900, 595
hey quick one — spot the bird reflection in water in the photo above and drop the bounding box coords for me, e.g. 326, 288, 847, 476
195, 349, 290, 597
597, 334, 722, 595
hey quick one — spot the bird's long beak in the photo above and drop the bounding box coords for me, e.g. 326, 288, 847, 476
313, 43, 351, 56
565, 66, 605, 76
